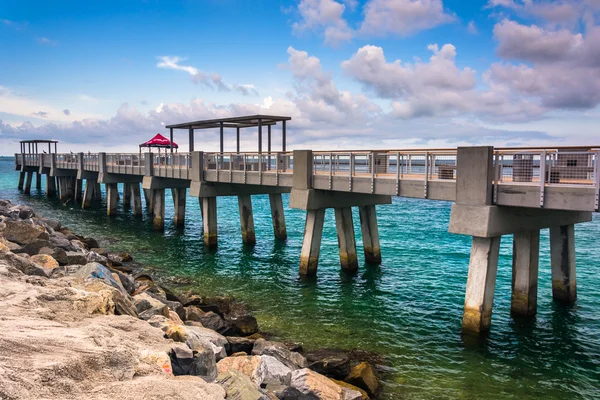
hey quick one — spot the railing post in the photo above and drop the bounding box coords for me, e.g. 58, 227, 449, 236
328, 152, 333, 190
370, 151, 375, 194
349, 153, 354, 192
539, 150, 546, 207
424, 152, 429, 198
78, 152, 84, 175
144, 151, 153, 177
99, 152, 107, 174
292, 150, 313, 190
191, 151, 203, 182
229, 153, 233, 183
595, 150, 600, 211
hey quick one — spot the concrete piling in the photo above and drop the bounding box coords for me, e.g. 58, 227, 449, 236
18, 171, 25, 190
46, 175, 56, 197
24, 172, 32, 195
550, 224, 577, 304
74, 179, 83, 202
35, 172, 42, 190
202, 197, 218, 248
131, 183, 143, 216
299, 208, 326, 276
269, 193, 287, 241
106, 183, 118, 216
172, 188, 187, 227
82, 180, 95, 209
359, 205, 382, 264
94, 182, 102, 201
511, 230, 540, 316
143, 189, 154, 215
237, 195, 256, 245
152, 189, 165, 231
462, 236, 501, 333
123, 183, 131, 207
335, 207, 359, 273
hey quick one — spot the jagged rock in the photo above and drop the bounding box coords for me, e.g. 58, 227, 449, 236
169, 309, 184, 324
344, 362, 379, 397
216, 369, 270, 400
0, 238, 20, 252
9, 205, 35, 219
165, 299, 186, 321
190, 342, 219, 382
30, 254, 59, 270
90, 247, 108, 256
3, 220, 48, 245
230, 315, 259, 336
305, 349, 350, 380
264, 383, 306, 400
186, 306, 234, 335
134, 292, 170, 320
252, 339, 308, 370
49, 232, 77, 251
217, 355, 292, 387
82, 236, 99, 249
38, 217, 61, 231
165, 324, 227, 361
78, 280, 138, 317
291, 369, 362, 400
228, 336, 256, 355
38, 246, 68, 265
119, 252, 133, 262
331, 379, 370, 400
186, 325, 229, 359
71, 239, 87, 250
86, 251, 109, 265
14, 239, 51, 256
231, 352, 248, 357
113, 270, 136, 295
74, 262, 127, 293
65, 251, 89, 265
170, 343, 195, 376
0, 250, 50, 277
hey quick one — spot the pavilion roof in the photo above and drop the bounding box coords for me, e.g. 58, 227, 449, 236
165, 114, 291, 130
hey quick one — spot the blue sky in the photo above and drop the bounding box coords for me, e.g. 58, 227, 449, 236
1, 0, 600, 154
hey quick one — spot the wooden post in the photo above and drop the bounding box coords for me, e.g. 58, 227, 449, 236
106, 183, 118, 216
93, 182, 102, 201
172, 188, 187, 226
202, 197, 218, 248
153, 189, 165, 230
269, 193, 287, 240
299, 209, 325, 276
131, 183, 143, 216
238, 195, 256, 245
335, 207, 359, 273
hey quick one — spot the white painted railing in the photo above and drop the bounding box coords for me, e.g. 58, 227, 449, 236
153, 152, 191, 179
106, 153, 145, 175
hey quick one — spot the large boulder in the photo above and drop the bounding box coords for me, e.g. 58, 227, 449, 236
169, 343, 195, 376
48, 232, 77, 251
74, 262, 127, 294
134, 292, 170, 320
344, 362, 379, 397
331, 379, 370, 400
38, 246, 68, 265
217, 355, 291, 387
66, 251, 88, 265
291, 369, 362, 400
163, 323, 227, 361
0, 250, 50, 277
186, 325, 229, 359
216, 369, 270, 400
190, 342, 219, 382
227, 336, 256, 355
186, 306, 234, 335
3, 220, 48, 245
252, 339, 307, 370
230, 315, 259, 336
14, 239, 52, 256
38, 217, 61, 231
29, 254, 59, 270
77, 280, 138, 317
305, 349, 350, 380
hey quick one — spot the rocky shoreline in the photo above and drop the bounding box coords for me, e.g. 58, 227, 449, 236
0, 199, 382, 400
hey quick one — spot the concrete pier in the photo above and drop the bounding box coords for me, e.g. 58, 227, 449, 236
24, 172, 32, 195
143, 189, 154, 214
172, 188, 187, 227
18, 171, 25, 191
358, 205, 381, 264
131, 183, 143, 216
123, 183, 131, 207
269, 193, 287, 241
462, 236, 501, 333
202, 197, 218, 248
74, 179, 83, 202
299, 208, 325, 276
237, 195, 256, 245
82, 180, 96, 209
511, 230, 540, 316
106, 183, 118, 216
335, 207, 358, 272
58, 176, 75, 202
35, 172, 42, 190
152, 189, 166, 230
46, 175, 56, 197
550, 224, 577, 303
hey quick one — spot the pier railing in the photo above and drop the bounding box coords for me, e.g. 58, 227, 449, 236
55, 153, 79, 169
203, 152, 294, 174
152, 152, 192, 179
106, 153, 145, 175
83, 154, 99, 171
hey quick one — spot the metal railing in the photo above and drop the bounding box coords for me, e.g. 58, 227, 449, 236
153, 152, 192, 179
203, 152, 293, 173
106, 153, 145, 175
83, 154, 99, 171
23, 154, 39, 166
55, 153, 79, 169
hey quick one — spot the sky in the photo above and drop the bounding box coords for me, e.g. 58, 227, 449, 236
1, 0, 600, 155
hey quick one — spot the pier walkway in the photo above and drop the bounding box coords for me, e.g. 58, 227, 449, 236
14, 115, 600, 334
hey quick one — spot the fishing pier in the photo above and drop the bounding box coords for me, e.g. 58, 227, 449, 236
14, 115, 600, 334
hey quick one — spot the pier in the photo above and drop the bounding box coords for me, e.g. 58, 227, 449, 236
14, 115, 600, 334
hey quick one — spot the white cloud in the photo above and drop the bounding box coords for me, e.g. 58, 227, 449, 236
467, 20, 478, 34
36, 37, 56, 46
292, 0, 353, 46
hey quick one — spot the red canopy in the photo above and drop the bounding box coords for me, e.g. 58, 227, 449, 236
139, 133, 178, 149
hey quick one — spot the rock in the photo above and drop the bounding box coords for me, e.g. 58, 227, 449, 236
252, 339, 308, 370
305, 349, 350, 380
79, 280, 138, 318
119, 252, 133, 262
261, 355, 293, 386
232, 352, 248, 357
86, 251, 109, 265
231, 315, 259, 336
74, 262, 127, 294
190, 342, 219, 382
112, 270, 136, 295
91, 375, 227, 399
217, 354, 292, 387
331, 379, 370, 400
217, 369, 270, 400
165, 299, 186, 321
139, 349, 173, 374
13, 239, 51, 256
30, 254, 59, 270
82, 236, 99, 249
291, 369, 362, 400
0, 237, 20, 252
228, 336, 256, 355
71, 239, 87, 250
38, 246, 68, 265
0, 241, 9, 253
344, 362, 379, 397
39, 217, 61, 231
90, 247, 108, 256
264, 383, 306, 400
186, 325, 229, 359
134, 292, 170, 320
0, 250, 50, 277
66, 251, 88, 265
49, 232, 77, 251
170, 343, 195, 376
10, 205, 35, 219
186, 306, 234, 335
169, 309, 184, 324
166, 324, 227, 362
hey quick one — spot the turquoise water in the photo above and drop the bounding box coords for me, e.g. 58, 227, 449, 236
2, 157, 599, 399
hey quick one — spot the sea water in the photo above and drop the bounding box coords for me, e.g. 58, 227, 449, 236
1, 157, 599, 399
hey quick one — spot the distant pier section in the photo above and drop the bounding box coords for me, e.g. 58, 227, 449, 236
14, 115, 600, 334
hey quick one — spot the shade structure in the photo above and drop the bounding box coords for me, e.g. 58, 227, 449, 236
139, 133, 178, 149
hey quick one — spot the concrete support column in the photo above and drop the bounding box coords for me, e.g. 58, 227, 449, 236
299, 208, 326, 276
106, 183, 118, 216
237, 195, 256, 245
202, 197, 218, 248
24, 171, 32, 195
46, 175, 56, 197
131, 183, 143, 216
269, 193, 287, 241
143, 189, 154, 215
18, 171, 25, 190
550, 224, 577, 304
93, 182, 102, 201
172, 188, 187, 226
35, 172, 42, 189
359, 205, 382, 264
152, 189, 166, 231
462, 236, 501, 333
123, 183, 131, 207
335, 207, 359, 273
511, 230, 540, 316
82, 180, 96, 209
74, 179, 83, 202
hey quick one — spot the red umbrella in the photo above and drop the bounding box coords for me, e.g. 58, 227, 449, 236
139, 133, 178, 149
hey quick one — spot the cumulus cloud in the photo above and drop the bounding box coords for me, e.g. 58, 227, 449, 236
292, 0, 353, 45
32, 111, 49, 117
62, 109, 71, 116
487, 0, 584, 26
156, 56, 259, 95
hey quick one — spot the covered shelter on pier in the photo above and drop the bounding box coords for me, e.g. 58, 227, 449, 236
139, 133, 179, 153
165, 114, 291, 153
19, 139, 58, 154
